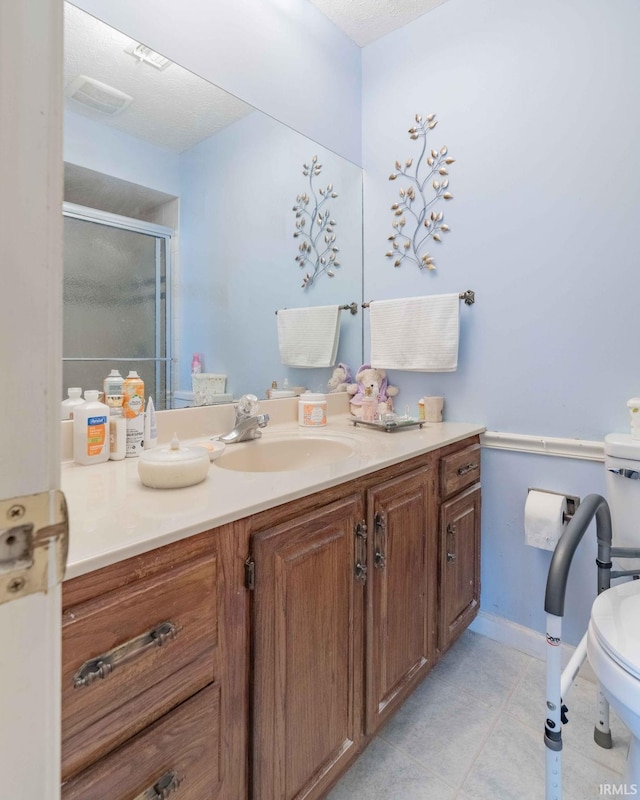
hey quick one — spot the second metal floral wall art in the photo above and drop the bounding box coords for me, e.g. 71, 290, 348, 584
293, 155, 340, 289
386, 113, 455, 272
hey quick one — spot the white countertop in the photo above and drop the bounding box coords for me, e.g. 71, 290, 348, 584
61, 407, 484, 580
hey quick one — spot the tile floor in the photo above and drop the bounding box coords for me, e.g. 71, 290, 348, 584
327, 630, 631, 800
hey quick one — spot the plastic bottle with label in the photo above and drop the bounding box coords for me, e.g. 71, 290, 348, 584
123, 371, 145, 457
103, 369, 124, 406
73, 390, 110, 465
144, 397, 158, 449
109, 408, 126, 461
361, 387, 377, 422
61, 387, 84, 420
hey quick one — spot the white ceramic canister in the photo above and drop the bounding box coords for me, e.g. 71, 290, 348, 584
298, 392, 327, 427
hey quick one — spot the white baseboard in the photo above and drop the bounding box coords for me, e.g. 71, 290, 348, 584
469, 610, 595, 680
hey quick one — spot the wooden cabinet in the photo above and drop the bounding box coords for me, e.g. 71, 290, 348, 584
365, 466, 437, 733
61, 524, 249, 800
60, 434, 481, 800
438, 443, 481, 652
61, 683, 221, 800
249, 455, 448, 799
250, 494, 365, 800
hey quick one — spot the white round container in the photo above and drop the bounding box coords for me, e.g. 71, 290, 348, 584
298, 392, 327, 427
138, 434, 210, 489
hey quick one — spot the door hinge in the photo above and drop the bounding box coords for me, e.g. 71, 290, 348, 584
0, 489, 68, 607
244, 557, 255, 590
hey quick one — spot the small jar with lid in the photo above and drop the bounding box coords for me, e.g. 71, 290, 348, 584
298, 392, 327, 427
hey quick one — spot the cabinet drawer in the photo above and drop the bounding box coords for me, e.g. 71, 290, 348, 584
440, 444, 480, 498
62, 683, 220, 800
62, 552, 217, 779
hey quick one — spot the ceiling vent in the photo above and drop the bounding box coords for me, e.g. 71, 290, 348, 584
65, 75, 133, 116
125, 43, 172, 71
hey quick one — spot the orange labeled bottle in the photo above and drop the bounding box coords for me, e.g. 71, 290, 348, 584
72, 390, 110, 465
123, 370, 145, 457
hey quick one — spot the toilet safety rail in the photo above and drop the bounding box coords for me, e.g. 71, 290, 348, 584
544, 493, 640, 800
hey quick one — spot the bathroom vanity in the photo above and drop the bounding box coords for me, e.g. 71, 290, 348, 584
59, 407, 483, 799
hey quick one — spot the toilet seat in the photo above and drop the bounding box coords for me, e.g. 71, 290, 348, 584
590, 580, 640, 681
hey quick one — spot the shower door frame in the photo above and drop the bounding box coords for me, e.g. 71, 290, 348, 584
62, 202, 173, 407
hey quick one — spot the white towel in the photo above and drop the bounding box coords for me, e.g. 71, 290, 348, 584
277, 305, 341, 368
370, 294, 460, 371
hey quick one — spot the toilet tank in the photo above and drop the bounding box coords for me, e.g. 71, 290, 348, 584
604, 433, 640, 555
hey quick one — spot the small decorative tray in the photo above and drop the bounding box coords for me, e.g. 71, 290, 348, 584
351, 417, 425, 433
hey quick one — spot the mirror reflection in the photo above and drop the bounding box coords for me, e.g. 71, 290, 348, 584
63, 2, 364, 409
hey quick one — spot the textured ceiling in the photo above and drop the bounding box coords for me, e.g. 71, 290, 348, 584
63, 1, 449, 154
64, 3, 253, 153
307, 0, 450, 47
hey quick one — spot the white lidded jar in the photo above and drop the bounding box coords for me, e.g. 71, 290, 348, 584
298, 392, 327, 427
138, 433, 210, 489
61, 387, 84, 420
73, 390, 110, 465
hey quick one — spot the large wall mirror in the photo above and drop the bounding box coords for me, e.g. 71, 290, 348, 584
63, 1, 364, 409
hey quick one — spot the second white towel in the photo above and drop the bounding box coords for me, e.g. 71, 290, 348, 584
370, 293, 460, 371
277, 305, 341, 368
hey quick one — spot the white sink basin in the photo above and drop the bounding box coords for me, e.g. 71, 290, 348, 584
214, 435, 354, 472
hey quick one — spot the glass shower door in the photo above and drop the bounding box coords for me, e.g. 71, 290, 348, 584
63, 209, 171, 409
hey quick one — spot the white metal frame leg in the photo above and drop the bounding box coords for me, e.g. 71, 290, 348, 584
594, 682, 613, 749
545, 613, 564, 800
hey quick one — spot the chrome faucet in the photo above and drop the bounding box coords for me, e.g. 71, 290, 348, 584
220, 394, 270, 444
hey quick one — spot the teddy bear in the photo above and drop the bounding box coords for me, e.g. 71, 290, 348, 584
347, 364, 399, 418
327, 362, 353, 393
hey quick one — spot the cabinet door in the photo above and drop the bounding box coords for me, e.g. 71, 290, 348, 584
251, 494, 364, 800
366, 466, 437, 734
440, 485, 481, 651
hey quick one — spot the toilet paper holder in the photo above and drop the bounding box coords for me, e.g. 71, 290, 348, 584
528, 488, 580, 523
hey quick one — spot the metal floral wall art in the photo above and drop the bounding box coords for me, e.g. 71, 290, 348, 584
386, 113, 455, 271
293, 155, 340, 289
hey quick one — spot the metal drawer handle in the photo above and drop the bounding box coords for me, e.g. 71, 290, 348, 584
457, 463, 478, 477
608, 467, 640, 480
354, 521, 368, 584
134, 769, 182, 800
73, 620, 178, 688
374, 512, 387, 570
446, 523, 457, 563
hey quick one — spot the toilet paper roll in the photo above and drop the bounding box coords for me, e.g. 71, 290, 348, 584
524, 490, 568, 551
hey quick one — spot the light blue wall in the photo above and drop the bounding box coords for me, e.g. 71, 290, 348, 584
64, 110, 181, 195
361, 0, 640, 643
70, 0, 362, 165
178, 110, 363, 396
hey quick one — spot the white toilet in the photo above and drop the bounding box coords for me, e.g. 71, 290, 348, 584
587, 433, 640, 784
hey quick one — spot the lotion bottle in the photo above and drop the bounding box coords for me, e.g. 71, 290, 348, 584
109, 408, 126, 461
61, 387, 84, 420
73, 390, 110, 465
361, 387, 377, 423
144, 397, 158, 449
